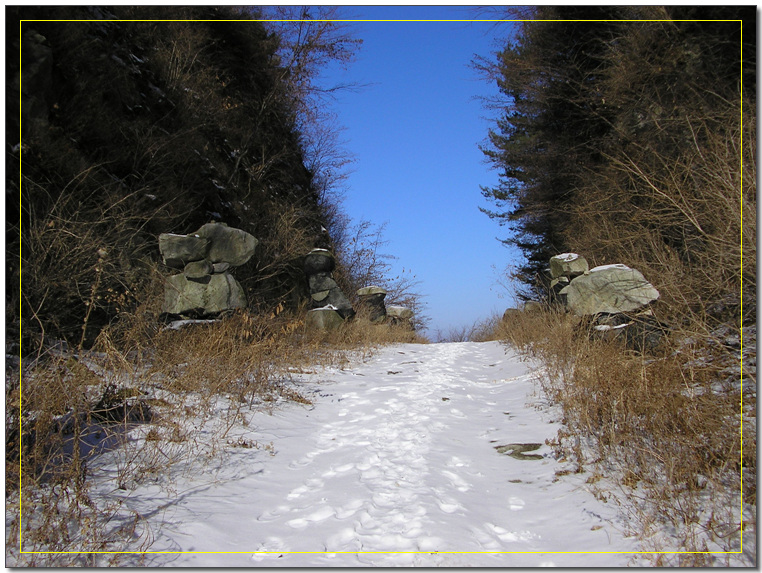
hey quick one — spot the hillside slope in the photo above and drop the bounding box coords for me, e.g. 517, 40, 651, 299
10, 6, 341, 352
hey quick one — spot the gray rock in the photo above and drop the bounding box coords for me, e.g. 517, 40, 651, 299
184, 260, 213, 279
194, 222, 258, 266
163, 272, 246, 316
386, 306, 414, 320
326, 291, 355, 319
304, 249, 336, 275
305, 307, 345, 331
307, 273, 354, 318
386, 305, 414, 328
212, 262, 231, 273
311, 289, 331, 303
560, 264, 659, 316
159, 233, 210, 269
308, 273, 340, 294
522, 301, 544, 312
357, 286, 387, 323
356, 286, 387, 297
550, 276, 570, 289
550, 253, 589, 279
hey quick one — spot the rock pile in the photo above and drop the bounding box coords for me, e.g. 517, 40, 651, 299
159, 222, 257, 317
553, 254, 664, 351
302, 250, 416, 331
304, 249, 355, 330
502, 253, 665, 352
549, 252, 588, 297
558, 262, 660, 316
356, 286, 388, 323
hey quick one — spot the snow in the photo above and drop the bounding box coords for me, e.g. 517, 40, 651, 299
165, 319, 220, 330
554, 253, 580, 262
594, 323, 628, 332
589, 263, 631, 272
74, 341, 649, 566
12, 340, 752, 566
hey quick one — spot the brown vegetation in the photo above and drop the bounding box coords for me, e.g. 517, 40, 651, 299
482, 306, 753, 563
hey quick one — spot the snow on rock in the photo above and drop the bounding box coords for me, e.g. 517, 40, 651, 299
556, 253, 580, 262
589, 263, 632, 272
549, 253, 589, 281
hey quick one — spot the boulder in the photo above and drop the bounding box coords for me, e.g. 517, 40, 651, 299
326, 291, 355, 319
560, 264, 659, 316
304, 248, 336, 275
502, 308, 521, 322
550, 275, 571, 305
163, 272, 246, 316
183, 260, 213, 279
550, 276, 570, 289
550, 253, 589, 279
158, 233, 210, 269
386, 305, 414, 328
307, 273, 354, 318
308, 273, 340, 294
357, 286, 388, 323
194, 222, 258, 267
386, 306, 413, 320
311, 289, 331, 303
305, 307, 345, 331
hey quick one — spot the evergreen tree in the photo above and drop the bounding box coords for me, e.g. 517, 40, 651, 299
479, 6, 627, 299
480, 6, 754, 318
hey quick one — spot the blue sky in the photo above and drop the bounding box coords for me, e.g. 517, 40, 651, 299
314, 6, 521, 336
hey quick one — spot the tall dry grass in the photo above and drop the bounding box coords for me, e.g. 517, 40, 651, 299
491, 307, 753, 563
568, 99, 754, 332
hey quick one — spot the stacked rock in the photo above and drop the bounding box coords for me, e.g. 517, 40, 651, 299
304, 248, 355, 330
549, 253, 589, 302
159, 222, 257, 317
356, 286, 388, 323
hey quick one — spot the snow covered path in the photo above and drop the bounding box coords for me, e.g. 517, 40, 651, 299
119, 341, 641, 566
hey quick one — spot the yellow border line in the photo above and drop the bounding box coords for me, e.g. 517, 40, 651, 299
15, 14, 746, 559
17, 17, 22, 559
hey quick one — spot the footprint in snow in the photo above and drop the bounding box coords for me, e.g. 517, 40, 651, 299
441, 469, 471, 492
508, 496, 526, 511
286, 505, 335, 529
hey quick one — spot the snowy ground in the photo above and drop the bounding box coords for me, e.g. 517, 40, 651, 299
72, 340, 657, 567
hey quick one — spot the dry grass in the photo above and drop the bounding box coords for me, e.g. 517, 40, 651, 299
7, 277, 426, 564
491, 307, 753, 562
568, 99, 754, 332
